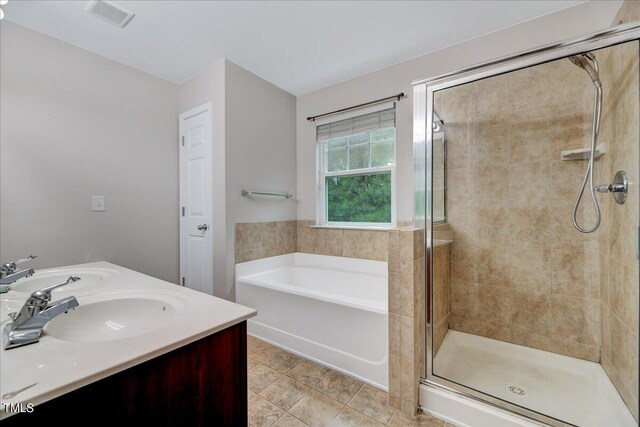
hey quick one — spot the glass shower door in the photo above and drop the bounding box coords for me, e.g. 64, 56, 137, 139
423, 36, 639, 427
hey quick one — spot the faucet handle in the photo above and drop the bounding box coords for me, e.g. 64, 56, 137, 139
32, 276, 81, 301
2, 255, 37, 272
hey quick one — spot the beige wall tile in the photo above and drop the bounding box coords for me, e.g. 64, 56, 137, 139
399, 231, 416, 274
236, 220, 298, 264
388, 231, 400, 273
389, 313, 400, 355
400, 357, 416, 403
398, 273, 415, 318
342, 230, 388, 261
509, 121, 552, 164
509, 290, 551, 335
433, 318, 448, 356
474, 242, 510, 288
610, 261, 639, 331
551, 295, 600, 347
389, 354, 400, 398
507, 161, 551, 206
551, 248, 599, 298
475, 206, 509, 246
400, 315, 415, 360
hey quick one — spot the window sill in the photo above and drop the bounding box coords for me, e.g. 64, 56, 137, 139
310, 224, 396, 231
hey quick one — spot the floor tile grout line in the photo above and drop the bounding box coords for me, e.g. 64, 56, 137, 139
251, 339, 409, 426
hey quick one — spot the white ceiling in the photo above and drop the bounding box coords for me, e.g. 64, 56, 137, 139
4, 0, 589, 95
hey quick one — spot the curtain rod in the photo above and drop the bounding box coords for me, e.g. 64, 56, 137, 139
306, 92, 405, 122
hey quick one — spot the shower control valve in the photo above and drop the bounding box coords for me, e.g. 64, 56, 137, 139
595, 170, 628, 205
595, 183, 626, 193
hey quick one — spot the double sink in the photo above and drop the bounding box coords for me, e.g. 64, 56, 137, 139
0, 261, 255, 418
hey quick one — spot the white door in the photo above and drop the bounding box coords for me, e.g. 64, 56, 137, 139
179, 103, 213, 294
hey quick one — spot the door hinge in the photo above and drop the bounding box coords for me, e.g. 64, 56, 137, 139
181, 277, 186, 286
181, 206, 185, 217
181, 135, 185, 146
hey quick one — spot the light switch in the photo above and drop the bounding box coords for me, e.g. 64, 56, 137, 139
92, 196, 105, 212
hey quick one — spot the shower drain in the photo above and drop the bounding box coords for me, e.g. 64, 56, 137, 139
507, 385, 527, 396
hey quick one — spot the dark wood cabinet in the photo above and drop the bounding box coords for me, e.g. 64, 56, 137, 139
3, 321, 248, 426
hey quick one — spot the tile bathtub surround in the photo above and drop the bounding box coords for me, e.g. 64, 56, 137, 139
236, 221, 297, 264
247, 336, 451, 427
435, 49, 611, 362
296, 220, 389, 261
596, 2, 640, 420
238, 220, 413, 264
387, 229, 424, 416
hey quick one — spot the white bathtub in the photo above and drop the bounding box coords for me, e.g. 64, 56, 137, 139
235, 252, 388, 390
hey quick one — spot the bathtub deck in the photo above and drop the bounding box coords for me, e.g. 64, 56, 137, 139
247, 336, 448, 427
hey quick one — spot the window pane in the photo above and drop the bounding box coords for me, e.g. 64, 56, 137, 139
348, 133, 369, 146
371, 141, 394, 167
370, 128, 395, 142
326, 172, 391, 223
327, 137, 348, 149
348, 144, 369, 170
327, 147, 347, 172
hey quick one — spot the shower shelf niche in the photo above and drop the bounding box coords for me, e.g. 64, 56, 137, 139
560, 143, 606, 160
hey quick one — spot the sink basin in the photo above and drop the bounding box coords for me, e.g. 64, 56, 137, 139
0, 297, 24, 325
10, 268, 117, 294
44, 292, 185, 343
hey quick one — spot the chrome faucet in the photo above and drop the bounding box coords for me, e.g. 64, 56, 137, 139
2, 276, 80, 350
0, 255, 37, 292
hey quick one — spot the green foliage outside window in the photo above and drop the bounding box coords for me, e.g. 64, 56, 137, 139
326, 172, 392, 223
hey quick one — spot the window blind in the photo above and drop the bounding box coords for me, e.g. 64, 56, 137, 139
316, 108, 396, 142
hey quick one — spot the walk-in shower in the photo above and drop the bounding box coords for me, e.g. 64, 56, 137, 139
415, 21, 640, 427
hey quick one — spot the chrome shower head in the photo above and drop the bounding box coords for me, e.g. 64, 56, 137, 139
568, 53, 601, 87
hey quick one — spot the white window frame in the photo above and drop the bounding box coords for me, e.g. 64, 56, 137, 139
316, 129, 397, 229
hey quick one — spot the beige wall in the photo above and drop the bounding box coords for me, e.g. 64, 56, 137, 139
177, 59, 227, 296
225, 61, 297, 300
0, 22, 180, 283
295, 1, 622, 223
598, 1, 640, 420
178, 60, 296, 300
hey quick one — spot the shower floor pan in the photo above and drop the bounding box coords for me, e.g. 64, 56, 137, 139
433, 330, 636, 427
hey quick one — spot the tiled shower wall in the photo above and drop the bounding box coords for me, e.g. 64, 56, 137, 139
432, 242, 451, 355
435, 48, 603, 362
597, 1, 640, 420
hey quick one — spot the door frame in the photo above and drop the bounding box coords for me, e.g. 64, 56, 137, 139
179, 102, 213, 293
413, 21, 640, 427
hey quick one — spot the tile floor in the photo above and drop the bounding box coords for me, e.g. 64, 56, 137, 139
248, 336, 453, 427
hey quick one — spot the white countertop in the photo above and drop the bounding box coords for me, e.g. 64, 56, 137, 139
0, 262, 256, 419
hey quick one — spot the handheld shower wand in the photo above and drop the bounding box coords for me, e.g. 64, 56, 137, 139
568, 52, 602, 233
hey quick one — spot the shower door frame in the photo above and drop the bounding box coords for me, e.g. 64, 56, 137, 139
415, 21, 640, 427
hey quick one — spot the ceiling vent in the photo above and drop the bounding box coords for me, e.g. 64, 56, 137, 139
85, 1, 135, 28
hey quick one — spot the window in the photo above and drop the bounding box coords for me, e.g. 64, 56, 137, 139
317, 108, 396, 227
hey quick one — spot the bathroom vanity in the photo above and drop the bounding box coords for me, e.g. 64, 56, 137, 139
0, 262, 256, 425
